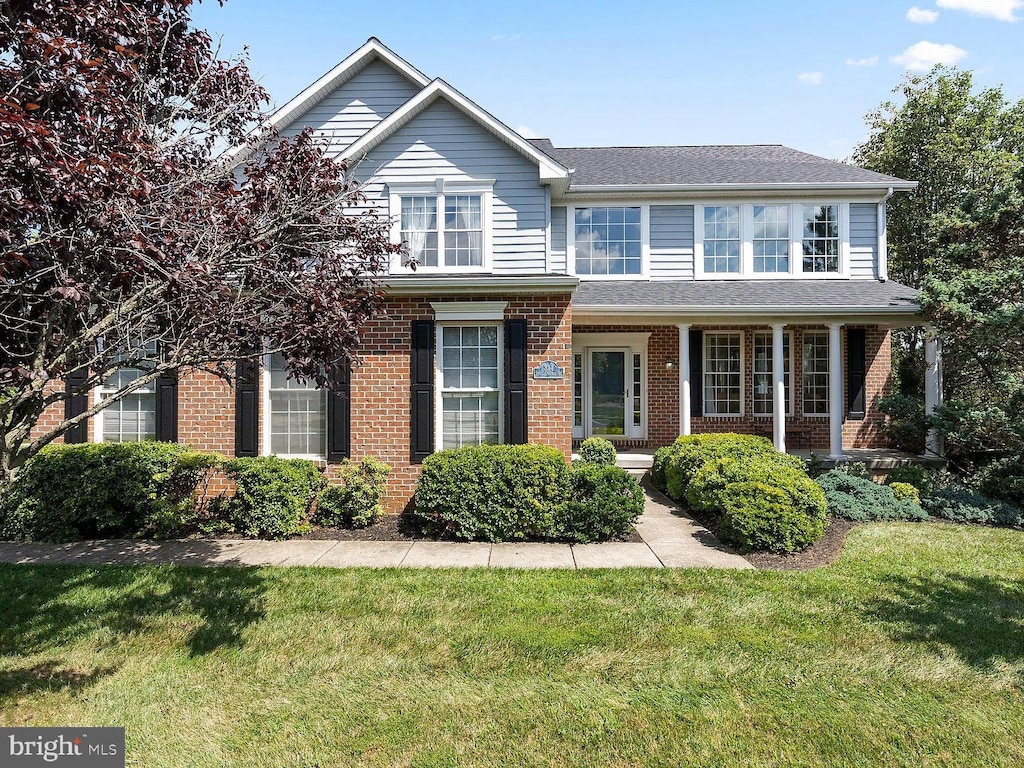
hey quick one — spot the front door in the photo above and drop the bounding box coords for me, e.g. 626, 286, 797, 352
589, 348, 628, 437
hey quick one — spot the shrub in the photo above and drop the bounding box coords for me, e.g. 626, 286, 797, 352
884, 465, 932, 494
832, 461, 871, 480
314, 457, 391, 529
976, 454, 1024, 510
0, 442, 219, 542
414, 444, 569, 541
222, 456, 326, 539
923, 486, 1023, 528
664, 433, 792, 502
815, 470, 927, 522
719, 481, 827, 554
650, 445, 674, 491
686, 456, 818, 513
879, 394, 927, 454
888, 482, 921, 505
559, 463, 643, 543
578, 437, 616, 466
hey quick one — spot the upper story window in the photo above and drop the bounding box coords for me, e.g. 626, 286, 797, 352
268, 352, 326, 458
702, 205, 740, 274
801, 205, 839, 273
400, 196, 439, 267
753, 205, 790, 273
444, 195, 483, 267
574, 206, 642, 275
390, 180, 492, 272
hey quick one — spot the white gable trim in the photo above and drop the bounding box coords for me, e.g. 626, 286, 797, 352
344, 79, 571, 186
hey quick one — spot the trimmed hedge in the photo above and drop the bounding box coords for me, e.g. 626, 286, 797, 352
0, 442, 219, 542
923, 486, 1023, 528
414, 444, 642, 542
578, 437, 617, 466
664, 434, 793, 501
720, 481, 826, 554
815, 470, 927, 522
222, 456, 326, 539
888, 482, 921, 505
314, 457, 391, 529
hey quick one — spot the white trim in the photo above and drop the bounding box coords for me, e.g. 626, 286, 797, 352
678, 323, 691, 437
827, 323, 846, 459
752, 330, 795, 418
385, 275, 579, 295
261, 353, 328, 461
572, 305, 918, 319
430, 301, 507, 321
562, 181, 917, 195
771, 324, 787, 452
434, 321, 504, 451
572, 332, 651, 441
702, 330, 745, 418
567, 202, 651, 280
878, 187, 893, 281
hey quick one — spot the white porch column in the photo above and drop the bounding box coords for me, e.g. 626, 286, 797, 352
924, 330, 944, 457
772, 323, 786, 452
828, 322, 846, 459
678, 323, 691, 436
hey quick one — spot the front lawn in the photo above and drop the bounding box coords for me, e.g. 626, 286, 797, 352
1, 523, 1022, 767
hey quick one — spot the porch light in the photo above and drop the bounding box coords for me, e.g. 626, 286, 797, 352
665, 359, 677, 370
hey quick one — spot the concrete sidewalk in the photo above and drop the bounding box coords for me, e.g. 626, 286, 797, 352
0, 484, 753, 570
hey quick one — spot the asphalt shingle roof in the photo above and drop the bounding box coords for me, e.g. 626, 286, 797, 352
527, 140, 910, 188
572, 280, 919, 310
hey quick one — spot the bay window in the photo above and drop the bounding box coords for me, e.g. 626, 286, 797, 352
439, 324, 501, 448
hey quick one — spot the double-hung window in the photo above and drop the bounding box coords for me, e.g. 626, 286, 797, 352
802, 332, 830, 415
439, 325, 501, 448
268, 352, 326, 457
752, 332, 793, 416
802, 204, 840, 273
98, 341, 158, 442
574, 206, 642, 275
394, 182, 489, 271
703, 205, 741, 274
753, 205, 790, 273
400, 196, 439, 267
703, 332, 743, 416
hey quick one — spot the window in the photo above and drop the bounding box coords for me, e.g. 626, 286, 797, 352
397, 189, 486, 269
573, 353, 583, 429
99, 368, 156, 442
704, 332, 742, 416
802, 204, 840, 273
752, 332, 793, 416
703, 205, 741, 273
400, 196, 438, 267
269, 352, 326, 456
632, 353, 642, 429
753, 205, 790, 273
574, 206, 642, 275
444, 195, 483, 267
439, 325, 501, 448
802, 332, 830, 415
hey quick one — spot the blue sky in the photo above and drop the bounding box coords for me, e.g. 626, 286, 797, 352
191, 0, 1024, 160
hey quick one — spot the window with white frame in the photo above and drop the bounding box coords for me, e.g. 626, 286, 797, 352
802, 204, 840, 273
400, 196, 439, 267
703, 205, 741, 273
98, 341, 158, 442
269, 352, 326, 456
704, 332, 742, 416
632, 353, 642, 429
444, 195, 483, 267
440, 325, 501, 448
752, 332, 793, 416
574, 206, 642, 275
802, 332, 830, 415
573, 353, 583, 429
753, 205, 790, 273
396, 186, 487, 270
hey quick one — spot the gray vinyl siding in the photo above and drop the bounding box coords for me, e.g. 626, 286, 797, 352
550, 206, 567, 273
360, 100, 548, 273
279, 60, 420, 150
849, 202, 878, 279
650, 205, 694, 279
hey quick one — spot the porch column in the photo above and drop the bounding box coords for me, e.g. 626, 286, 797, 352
828, 322, 846, 459
678, 323, 691, 436
924, 329, 944, 457
772, 323, 786, 452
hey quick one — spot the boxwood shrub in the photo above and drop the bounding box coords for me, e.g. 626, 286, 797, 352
719, 481, 826, 554
664, 433, 795, 502
0, 442, 219, 542
578, 437, 617, 466
560, 463, 643, 543
815, 470, 927, 522
923, 485, 1023, 528
883, 464, 932, 493
314, 457, 391, 529
650, 445, 674, 491
222, 456, 326, 539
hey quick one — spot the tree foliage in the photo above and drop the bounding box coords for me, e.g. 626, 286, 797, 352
0, 0, 402, 479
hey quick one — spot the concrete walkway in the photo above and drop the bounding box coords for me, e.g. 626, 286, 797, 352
0, 484, 752, 570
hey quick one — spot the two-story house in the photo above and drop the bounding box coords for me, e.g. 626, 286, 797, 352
54, 38, 940, 513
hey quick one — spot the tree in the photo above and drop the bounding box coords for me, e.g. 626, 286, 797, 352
853, 68, 1024, 455
0, 0, 403, 483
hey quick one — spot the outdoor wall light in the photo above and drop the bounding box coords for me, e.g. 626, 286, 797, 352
665, 359, 677, 370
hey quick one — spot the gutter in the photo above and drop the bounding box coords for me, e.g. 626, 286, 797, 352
563, 181, 918, 196
383, 275, 580, 295
878, 186, 894, 281
571, 303, 921, 318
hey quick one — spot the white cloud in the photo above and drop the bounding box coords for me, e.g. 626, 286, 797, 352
891, 40, 967, 69
936, 0, 1021, 21
907, 6, 941, 22
846, 55, 880, 66
490, 33, 523, 41
514, 124, 539, 138
797, 71, 824, 85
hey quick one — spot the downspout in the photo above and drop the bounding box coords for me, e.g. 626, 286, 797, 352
878, 186, 894, 282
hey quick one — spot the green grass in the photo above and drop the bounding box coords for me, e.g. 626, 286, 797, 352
1, 523, 1022, 767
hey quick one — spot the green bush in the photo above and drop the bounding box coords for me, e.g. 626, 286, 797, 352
650, 445, 674, 491
686, 456, 818, 514
664, 433, 792, 502
888, 482, 921, 504
559, 463, 643, 543
879, 394, 928, 454
578, 437, 617, 466
414, 444, 569, 541
832, 461, 872, 480
719, 481, 827, 554
922, 486, 1023, 528
222, 456, 326, 539
0, 442, 219, 542
976, 454, 1024, 510
815, 470, 927, 522
314, 457, 390, 529
884, 465, 932, 494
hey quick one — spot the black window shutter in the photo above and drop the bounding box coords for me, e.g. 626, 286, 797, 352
410, 320, 435, 462
234, 359, 259, 457
847, 328, 867, 420
327, 358, 352, 461
155, 369, 178, 442
504, 319, 528, 444
689, 329, 703, 418
64, 367, 89, 444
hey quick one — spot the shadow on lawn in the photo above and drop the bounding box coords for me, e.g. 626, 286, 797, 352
863, 571, 1024, 672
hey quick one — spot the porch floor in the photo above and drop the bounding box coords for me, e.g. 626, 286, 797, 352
574, 446, 946, 471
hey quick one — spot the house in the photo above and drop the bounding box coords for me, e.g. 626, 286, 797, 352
46, 38, 943, 512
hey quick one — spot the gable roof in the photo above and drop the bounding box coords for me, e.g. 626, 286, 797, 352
344, 80, 570, 185
529, 140, 915, 192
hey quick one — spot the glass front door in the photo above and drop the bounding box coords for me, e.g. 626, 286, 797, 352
590, 349, 627, 436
